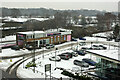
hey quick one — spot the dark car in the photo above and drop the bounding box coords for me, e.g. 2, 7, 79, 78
81, 47, 89, 50
70, 52, 78, 57
75, 50, 86, 55
98, 45, 107, 50
79, 37, 86, 40
46, 44, 55, 49
71, 38, 77, 41
26, 45, 41, 50
11, 45, 20, 50
62, 52, 73, 58
82, 58, 96, 66
74, 60, 89, 67
58, 53, 70, 60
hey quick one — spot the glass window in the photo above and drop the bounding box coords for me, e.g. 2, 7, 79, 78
54, 36, 56, 42
64, 35, 66, 40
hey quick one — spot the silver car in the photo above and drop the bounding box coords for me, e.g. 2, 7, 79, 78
49, 56, 61, 61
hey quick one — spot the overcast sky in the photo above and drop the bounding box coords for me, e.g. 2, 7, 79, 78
1, 0, 120, 12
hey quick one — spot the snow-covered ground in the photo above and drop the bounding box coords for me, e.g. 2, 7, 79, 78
0, 34, 119, 79
0, 57, 22, 71
17, 49, 92, 79
0, 35, 16, 42
16, 42, 119, 79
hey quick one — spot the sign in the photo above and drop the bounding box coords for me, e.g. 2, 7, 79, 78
45, 64, 51, 72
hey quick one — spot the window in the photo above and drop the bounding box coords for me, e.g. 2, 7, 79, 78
54, 36, 56, 42
64, 35, 66, 40
58, 36, 60, 42
61, 35, 63, 40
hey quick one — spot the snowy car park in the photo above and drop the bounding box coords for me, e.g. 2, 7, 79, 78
0, 35, 120, 79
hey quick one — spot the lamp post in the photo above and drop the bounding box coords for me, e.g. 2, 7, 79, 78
55, 48, 58, 68
32, 30, 36, 73
42, 28, 45, 59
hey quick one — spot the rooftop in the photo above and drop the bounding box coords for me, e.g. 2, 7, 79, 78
18, 31, 45, 35
86, 50, 120, 62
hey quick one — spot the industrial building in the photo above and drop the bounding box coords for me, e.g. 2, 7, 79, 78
16, 28, 72, 48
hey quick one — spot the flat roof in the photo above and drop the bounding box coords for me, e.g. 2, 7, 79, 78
17, 31, 45, 35
86, 50, 120, 62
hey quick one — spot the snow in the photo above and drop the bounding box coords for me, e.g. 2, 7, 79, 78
18, 31, 45, 35
92, 31, 113, 37
0, 57, 22, 71
30, 18, 49, 21
0, 35, 16, 42
17, 47, 93, 79
87, 50, 119, 61
0, 34, 119, 78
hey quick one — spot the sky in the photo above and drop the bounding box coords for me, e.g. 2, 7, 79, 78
0, 0, 120, 12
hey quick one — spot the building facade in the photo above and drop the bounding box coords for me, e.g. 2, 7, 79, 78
16, 28, 72, 48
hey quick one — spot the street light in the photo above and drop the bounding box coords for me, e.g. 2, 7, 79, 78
55, 48, 58, 68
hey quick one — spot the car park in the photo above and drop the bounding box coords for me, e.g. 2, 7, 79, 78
49, 56, 61, 61
46, 44, 54, 49
11, 45, 20, 50
74, 60, 89, 67
82, 58, 96, 66
58, 53, 70, 60
75, 50, 86, 55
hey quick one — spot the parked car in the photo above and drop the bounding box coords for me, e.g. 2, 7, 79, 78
81, 47, 89, 50
74, 60, 89, 67
26, 45, 41, 50
71, 38, 77, 41
46, 44, 54, 49
62, 52, 73, 58
98, 45, 107, 50
58, 53, 70, 60
79, 42, 86, 46
75, 50, 86, 55
92, 45, 104, 50
89, 47, 101, 50
11, 45, 20, 50
107, 37, 112, 41
49, 56, 61, 61
82, 58, 96, 66
70, 52, 78, 57
79, 37, 86, 40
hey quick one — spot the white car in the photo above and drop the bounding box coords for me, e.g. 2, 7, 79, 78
49, 56, 61, 61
